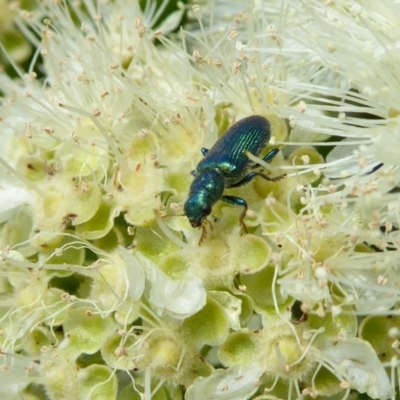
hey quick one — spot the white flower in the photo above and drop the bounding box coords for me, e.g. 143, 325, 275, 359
1, 0, 399, 399
322, 338, 393, 399
139, 251, 207, 319
185, 365, 264, 400
0, 179, 32, 223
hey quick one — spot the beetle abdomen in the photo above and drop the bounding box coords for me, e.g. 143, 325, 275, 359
197, 115, 271, 182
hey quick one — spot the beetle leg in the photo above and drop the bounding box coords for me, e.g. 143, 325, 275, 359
191, 170, 199, 177
201, 148, 209, 156
251, 148, 279, 169
221, 195, 248, 234
227, 171, 286, 188
262, 148, 280, 164
254, 171, 287, 183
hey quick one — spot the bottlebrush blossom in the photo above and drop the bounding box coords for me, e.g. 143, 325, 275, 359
0, 0, 398, 399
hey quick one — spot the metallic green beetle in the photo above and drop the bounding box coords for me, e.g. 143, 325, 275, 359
184, 115, 285, 243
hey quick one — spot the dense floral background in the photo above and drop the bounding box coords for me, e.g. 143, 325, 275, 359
0, 1, 399, 399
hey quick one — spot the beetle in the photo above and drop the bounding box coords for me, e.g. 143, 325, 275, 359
184, 115, 286, 244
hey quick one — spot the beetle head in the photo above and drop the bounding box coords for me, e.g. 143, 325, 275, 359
184, 195, 212, 228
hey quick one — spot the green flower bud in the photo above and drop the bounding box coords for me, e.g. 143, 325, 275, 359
61, 307, 117, 360
181, 297, 230, 349
218, 331, 257, 367
78, 364, 117, 400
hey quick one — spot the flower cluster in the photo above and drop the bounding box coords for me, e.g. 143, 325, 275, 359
0, 1, 399, 399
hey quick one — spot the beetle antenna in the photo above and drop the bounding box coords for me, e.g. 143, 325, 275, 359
198, 225, 207, 246
239, 208, 249, 235
206, 218, 213, 232
198, 219, 213, 245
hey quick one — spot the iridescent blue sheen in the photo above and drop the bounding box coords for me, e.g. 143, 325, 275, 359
183, 115, 285, 243
197, 115, 271, 185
